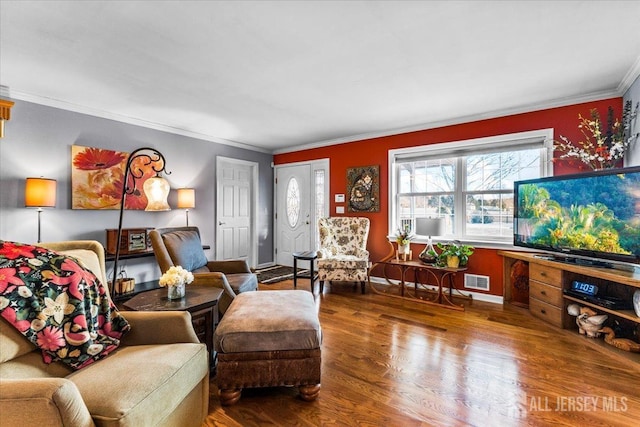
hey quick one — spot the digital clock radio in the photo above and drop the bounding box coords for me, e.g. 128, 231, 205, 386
563, 281, 632, 310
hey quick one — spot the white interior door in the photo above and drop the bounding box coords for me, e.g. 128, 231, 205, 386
216, 157, 258, 267
275, 163, 312, 266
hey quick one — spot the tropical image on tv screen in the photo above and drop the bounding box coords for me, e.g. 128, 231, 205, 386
516, 172, 640, 257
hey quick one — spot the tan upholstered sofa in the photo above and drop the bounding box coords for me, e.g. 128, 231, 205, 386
0, 241, 209, 427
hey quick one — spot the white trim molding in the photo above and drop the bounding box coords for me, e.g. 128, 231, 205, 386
0, 88, 271, 154
618, 54, 640, 94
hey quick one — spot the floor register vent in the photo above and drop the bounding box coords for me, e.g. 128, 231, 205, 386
464, 274, 490, 291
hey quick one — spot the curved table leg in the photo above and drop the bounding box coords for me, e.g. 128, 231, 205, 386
368, 240, 468, 311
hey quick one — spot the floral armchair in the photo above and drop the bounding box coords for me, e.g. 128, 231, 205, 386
317, 217, 370, 294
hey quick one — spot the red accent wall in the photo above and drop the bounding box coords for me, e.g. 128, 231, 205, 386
274, 98, 623, 297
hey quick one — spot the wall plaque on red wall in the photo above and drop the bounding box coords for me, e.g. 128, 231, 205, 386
347, 165, 379, 212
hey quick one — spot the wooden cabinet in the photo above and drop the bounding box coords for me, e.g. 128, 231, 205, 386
190, 306, 217, 356
499, 251, 640, 363
528, 264, 568, 328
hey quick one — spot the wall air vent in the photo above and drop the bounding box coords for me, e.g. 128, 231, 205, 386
464, 274, 490, 291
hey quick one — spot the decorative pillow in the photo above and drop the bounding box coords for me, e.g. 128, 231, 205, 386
162, 230, 208, 272
0, 240, 130, 370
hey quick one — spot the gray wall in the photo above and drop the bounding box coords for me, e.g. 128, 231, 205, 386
0, 99, 274, 284
624, 75, 640, 167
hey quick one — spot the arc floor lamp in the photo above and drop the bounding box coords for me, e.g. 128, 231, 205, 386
111, 147, 170, 296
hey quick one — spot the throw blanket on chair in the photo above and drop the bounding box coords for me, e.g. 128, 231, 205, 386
0, 241, 130, 369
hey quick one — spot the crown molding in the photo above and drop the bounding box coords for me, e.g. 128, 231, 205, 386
618, 54, 640, 94
273, 89, 621, 155
1, 85, 627, 157
0, 87, 271, 154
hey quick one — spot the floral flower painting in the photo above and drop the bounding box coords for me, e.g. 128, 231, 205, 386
71, 145, 153, 209
553, 101, 636, 170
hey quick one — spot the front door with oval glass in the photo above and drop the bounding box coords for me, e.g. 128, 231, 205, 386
275, 164, 311, 266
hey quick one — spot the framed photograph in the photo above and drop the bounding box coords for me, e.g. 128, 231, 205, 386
347, 165, 379, 212
71, 145, 152, 210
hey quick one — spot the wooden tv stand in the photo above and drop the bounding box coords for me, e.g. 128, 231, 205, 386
499, 251, 640, 364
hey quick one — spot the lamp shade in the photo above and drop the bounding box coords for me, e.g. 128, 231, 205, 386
25, 177, 57, 208
177, 188, 195, 209
143, 176, 171, 211
415, 217, 444, 237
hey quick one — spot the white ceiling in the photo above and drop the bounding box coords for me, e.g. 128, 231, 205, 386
1, 1, 639, 153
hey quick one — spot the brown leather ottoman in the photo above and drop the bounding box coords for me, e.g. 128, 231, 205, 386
214, 290, 322, 405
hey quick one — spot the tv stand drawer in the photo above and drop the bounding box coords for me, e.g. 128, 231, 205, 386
530, 264, 562, 287
529, 297, 563, 327
529, 280, 563, 307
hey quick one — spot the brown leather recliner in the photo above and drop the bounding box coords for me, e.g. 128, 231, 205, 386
149, 227, 258, 315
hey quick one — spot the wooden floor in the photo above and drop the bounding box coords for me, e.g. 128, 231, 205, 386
204, 279, 640, 427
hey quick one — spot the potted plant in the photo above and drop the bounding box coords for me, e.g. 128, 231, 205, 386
395, 224, 414, 255
435, 241, 474, 268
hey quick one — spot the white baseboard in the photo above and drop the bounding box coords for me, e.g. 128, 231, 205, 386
369, 275, 504, 305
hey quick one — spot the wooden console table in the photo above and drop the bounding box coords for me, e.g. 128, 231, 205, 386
123, 286, 224, 369
370, 257, 471, 311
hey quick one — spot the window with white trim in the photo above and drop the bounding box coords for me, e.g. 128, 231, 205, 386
389, 129, 554, 243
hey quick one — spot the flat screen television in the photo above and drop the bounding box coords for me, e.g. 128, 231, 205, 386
514, 166, 640, 267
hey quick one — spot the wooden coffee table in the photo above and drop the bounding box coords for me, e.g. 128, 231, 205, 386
123, 286, 224, 368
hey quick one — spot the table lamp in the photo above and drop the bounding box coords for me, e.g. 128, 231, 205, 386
25, 177, 57, 243
177, 188, 195, 226
416, 217, 444, 264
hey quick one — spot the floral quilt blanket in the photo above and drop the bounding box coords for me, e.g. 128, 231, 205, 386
0, 241, 130, 369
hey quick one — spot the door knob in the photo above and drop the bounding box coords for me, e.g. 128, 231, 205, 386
219, 221, 226, 225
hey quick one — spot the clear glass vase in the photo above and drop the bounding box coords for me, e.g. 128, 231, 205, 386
167, 282, 185, 300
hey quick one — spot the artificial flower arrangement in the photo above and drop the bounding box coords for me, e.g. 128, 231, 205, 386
395, 224, 414, 246
159, 266, 194, 287
394, 224, 415, 259
554, 100, 637, 170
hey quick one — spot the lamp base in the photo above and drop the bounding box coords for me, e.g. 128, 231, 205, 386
419, 239, 437, 264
